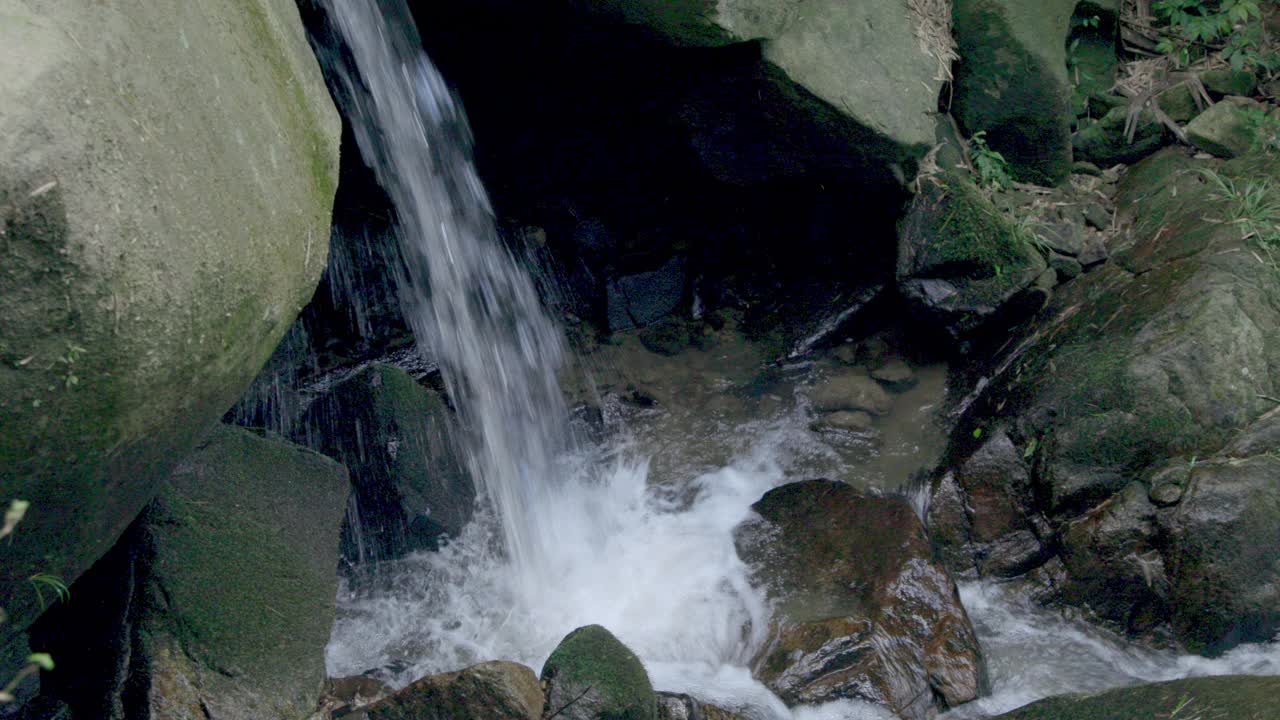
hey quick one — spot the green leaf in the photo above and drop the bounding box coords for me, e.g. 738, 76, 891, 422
972, 428, 983, 440
27, 653, 55, 671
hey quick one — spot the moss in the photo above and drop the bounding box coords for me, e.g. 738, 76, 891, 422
995, 675, 1280, 719
541, 625, 656, 720
145, 425, 349, 713
909, 178, 1036, 276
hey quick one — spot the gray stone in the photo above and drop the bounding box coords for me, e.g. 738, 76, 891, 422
608, 256, 687, 331
587, 0, 946, 166
814, 410, 875, 433
1049, 253, 1083, 281
1186, 98, 1269, 158
0, 0, 340, 668
871, 359, 917, 391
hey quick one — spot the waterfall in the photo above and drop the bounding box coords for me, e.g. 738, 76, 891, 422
316, 0, 571, 581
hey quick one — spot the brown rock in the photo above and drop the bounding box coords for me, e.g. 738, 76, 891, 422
736, 480, 983, 720
364, 661, 543, 720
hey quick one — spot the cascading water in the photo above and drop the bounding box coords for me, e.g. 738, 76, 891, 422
316, 0, 570, 583
312, 2, 1280, 718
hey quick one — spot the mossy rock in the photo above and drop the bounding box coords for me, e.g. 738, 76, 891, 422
1186, 97, 1270, 158
930, 148, 1280, 652
897, 176, 1048, 337
293, 364, 474, 563
541, 625, 657, 720
0, 0, 340, 664
994, 675, 1280, 719
953, 0, 1079, 185
1073, 105, 1169, 166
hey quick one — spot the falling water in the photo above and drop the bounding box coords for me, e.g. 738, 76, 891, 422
311, 2, 1280, 717
316, 0, 570, 581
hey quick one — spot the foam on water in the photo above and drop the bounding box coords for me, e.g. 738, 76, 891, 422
942, 582, 1280, 718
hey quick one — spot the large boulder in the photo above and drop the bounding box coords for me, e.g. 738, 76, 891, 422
363, 661, 544, 720
0, 0, 341, 656
583, 0, 949, 176
28, 425, 350, 719
952, 0, 1079, 184
897, 176, 1048, 339
736, 480, 983, 720
993, 675, 1280, 719
294, 364, 475, 564
928, 148, 1280, 652
541, 625, 657, 720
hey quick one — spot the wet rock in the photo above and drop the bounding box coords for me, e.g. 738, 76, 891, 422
0, 0, 340, 661
364, 661, 543, 720
656, 693, 745, 720
952, 0, 1079, 184
898, 176, 1048, 338
871, 360, 917, 392
294, 364, 474, 564
932, 148, 1280, 650
30, 425, 350, 719
321, 675, 393, 718
813, 410, 875, 433
993, 675, 1280, 719
608, 256, 687, 332
1057, 482, 1169, 634
1159, 456, 1280, 654
808, 371, 894, 415
1186, 97, 1269, 158
737, 480, 983, 720
927, 430, 1048, 579
541, 625, 656, 720
1035, 221, 1086, 257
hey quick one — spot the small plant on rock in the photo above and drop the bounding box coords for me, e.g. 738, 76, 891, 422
968, 131, 1014, 191
0, 500, 58, 705
1202, 169, 1280, 268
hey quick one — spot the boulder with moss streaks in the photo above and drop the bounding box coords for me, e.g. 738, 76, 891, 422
0, 0, 340, 670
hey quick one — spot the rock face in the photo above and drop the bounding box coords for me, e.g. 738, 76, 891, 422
541, 625, 657, 720
294, 364, 475, 564
897, 177, 1048, 338
0, 0, 341, 654
993, 675, 1280, 719
952, 0, 1079, 184
29, 425, 350, 720
929, 148, 1280, 652
586, 0, 948, 171
364, 661, 544, 720
736, 480, 983, 720
656, 693, 745, 720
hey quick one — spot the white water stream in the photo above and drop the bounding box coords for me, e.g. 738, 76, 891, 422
317, 1, 1279, 717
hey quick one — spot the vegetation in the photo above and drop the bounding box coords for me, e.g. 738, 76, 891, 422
968, 131, 1014, 191
0, 500, 57, 705
1153, 0, 1277, 72
1202, 169, 1280, 269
